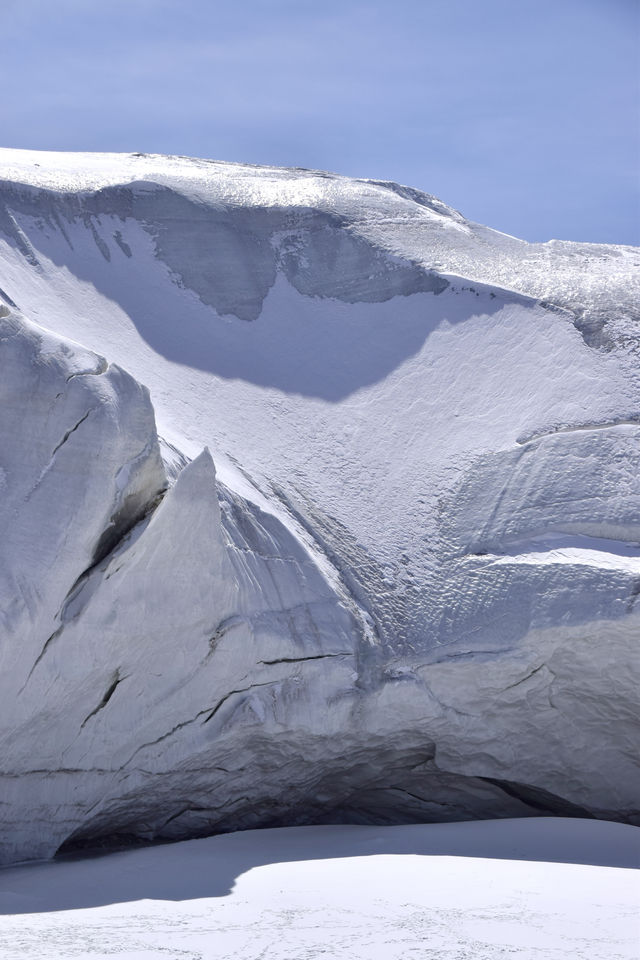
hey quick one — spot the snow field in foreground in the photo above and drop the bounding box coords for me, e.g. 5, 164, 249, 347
0, 819, 637, 960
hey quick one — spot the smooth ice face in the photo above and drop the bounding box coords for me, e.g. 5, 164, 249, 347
0, 309, 166, 654
0, 149, 638, 864
0, 309, 362, 865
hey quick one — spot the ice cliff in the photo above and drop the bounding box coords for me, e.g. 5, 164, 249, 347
0, 149, 638, 864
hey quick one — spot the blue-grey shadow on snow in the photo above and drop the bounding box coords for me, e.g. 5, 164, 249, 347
0, 819, 637, 915
1, 184, 515, 401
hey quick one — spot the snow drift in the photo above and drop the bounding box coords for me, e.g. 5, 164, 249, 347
1, 820, 638, 960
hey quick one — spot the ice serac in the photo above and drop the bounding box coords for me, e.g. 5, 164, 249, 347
0, 307, 165, 688
0, 149, 638, 864
0, 307, 360, 864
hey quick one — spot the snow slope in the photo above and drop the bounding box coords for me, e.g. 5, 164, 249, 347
0, 148, 638, 863
0, 819, 638, 960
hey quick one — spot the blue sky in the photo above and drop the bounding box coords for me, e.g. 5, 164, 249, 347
2, 0, 638, 244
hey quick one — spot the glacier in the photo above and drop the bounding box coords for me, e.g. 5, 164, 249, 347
0, 148, 638, 865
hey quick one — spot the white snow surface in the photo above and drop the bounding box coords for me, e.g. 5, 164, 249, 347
0, 819, 638, 960
0, 148, 639, 863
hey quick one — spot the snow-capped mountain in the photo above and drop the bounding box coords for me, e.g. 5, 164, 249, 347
0, 148, 638, 865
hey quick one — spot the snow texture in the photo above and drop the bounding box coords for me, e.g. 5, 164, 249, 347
0, 819, 638, 960
0, 148, 638, 864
